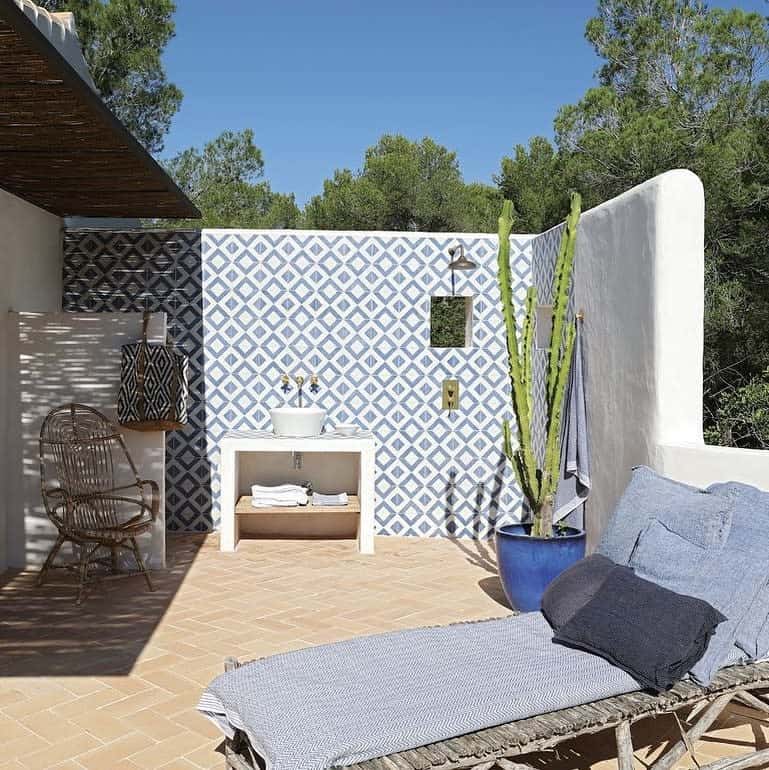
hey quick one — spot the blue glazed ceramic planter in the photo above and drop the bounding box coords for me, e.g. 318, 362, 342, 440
495, 524, 586, 612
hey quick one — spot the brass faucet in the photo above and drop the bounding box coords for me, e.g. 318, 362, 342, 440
280, 374, 319, 407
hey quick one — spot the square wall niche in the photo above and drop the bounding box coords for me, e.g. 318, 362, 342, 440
430, 296, 473, 348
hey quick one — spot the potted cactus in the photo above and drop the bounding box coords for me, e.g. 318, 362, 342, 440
495, 192, 586, 611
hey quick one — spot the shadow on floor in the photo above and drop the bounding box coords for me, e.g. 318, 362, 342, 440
477, 575, 510, 609
447, 535, 512, 609
443, 498, 512, 610
0, 534, 204, 677
448, 532, 497, 574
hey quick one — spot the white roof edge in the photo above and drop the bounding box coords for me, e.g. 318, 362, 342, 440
13, 0, 97, 91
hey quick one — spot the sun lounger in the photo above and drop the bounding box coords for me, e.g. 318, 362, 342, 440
220, 656, 769, 770
206, 474, 769, 770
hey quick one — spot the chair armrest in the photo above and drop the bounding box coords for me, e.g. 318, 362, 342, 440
139, 479, 160, 521
41, 486, 67, 528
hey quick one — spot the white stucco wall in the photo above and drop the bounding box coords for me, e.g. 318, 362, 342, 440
570, 169, 768, 546
5, 312, 167, 569
655, 443, 769, 491
0, 189, 63, 572
569, 170, 707, 547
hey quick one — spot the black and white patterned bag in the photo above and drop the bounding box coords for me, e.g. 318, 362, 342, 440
118, 313, 189, 431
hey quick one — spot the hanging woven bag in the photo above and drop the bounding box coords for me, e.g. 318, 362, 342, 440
117, 312, 189, 431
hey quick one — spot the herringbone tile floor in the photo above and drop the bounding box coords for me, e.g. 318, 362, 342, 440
0, 534, 765, 770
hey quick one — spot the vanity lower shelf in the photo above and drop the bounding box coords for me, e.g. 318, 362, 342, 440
235, 495, 361, 515
219, 432, 375, 554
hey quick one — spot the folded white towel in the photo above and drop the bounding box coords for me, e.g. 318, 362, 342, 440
250, 485, 308, 505
251, 490, 307, 503
312, 492, 348, 507
251, 495, 308, 508
251, 483, 307, 495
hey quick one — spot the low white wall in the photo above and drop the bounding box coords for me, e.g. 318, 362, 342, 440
570, 170, 707, 548
656, 443, 769, 492
4, 312, 167, 569
0, 189, 63, 572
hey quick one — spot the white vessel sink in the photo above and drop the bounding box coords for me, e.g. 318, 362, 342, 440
270, 407, 326, 437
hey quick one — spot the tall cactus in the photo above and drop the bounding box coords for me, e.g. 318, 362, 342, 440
497, 192, 581, 538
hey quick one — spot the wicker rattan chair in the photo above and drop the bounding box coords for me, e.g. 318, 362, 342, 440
38, 403, 159, 604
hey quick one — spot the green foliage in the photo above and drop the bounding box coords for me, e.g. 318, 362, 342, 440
38, 0, 181, 153
161, 130, 300, 229
498, 193, 581, 538
705, 369, 769, 448
305, 135, 500, 232
499, 0, 769, 448
464, 183, 505, 233
497, 137, 570, 233
303, 169, 383, 230
430, 297, 469, 347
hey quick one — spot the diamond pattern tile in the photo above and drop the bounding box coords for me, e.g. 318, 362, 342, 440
63, 230, 212, 532
201, 231, 533, 538
63, 229, 534, 538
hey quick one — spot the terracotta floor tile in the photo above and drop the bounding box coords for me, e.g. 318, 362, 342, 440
182, 743, 224, 769
19, 711, 78, 743
56, 678, 106, 697
157, 760, 200, 770
3, 687, 72, 719
150, 690, 202, 719
92, 763, 138, 770
127, 729, 207, 767
124, 708, 187, 741
48, 762, 86, 770
49, 686, 126, 718
0, 713, 35, 744
2, 734, 56, 762
77, 732, 151, 770
136, 668, 197, 695
170, 709, 222, 740
20, 732, 101, 770
101, 688, 171, 719
70, 709, 133, 742
94, 677, 152, 696
0, 689, 28, 709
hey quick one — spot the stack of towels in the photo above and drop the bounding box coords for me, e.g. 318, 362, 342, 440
312, 492, 348, 507
250, 484, 308, 508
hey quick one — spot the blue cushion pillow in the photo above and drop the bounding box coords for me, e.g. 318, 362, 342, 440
630, 517, 769, 684
708, 482, 769, 659
597, 466, 732, 566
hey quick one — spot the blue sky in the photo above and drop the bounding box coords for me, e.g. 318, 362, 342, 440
162, 0, 768, 206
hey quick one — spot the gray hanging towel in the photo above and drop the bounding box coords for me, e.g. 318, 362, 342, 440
554, 316, 591, 528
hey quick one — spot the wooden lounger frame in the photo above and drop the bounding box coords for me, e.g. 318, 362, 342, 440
221, 657, 769, 770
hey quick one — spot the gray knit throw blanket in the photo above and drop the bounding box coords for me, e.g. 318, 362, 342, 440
198, 612, 640, 770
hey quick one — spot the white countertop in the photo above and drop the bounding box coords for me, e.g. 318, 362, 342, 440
221, 429, 375, 450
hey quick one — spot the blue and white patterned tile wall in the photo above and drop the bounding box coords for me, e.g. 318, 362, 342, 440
62, 228, 535, 538
63, 229, 213, 533
202, 231, 533, 538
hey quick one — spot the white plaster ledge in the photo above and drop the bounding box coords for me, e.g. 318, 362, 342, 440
654, 443, 769, 491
